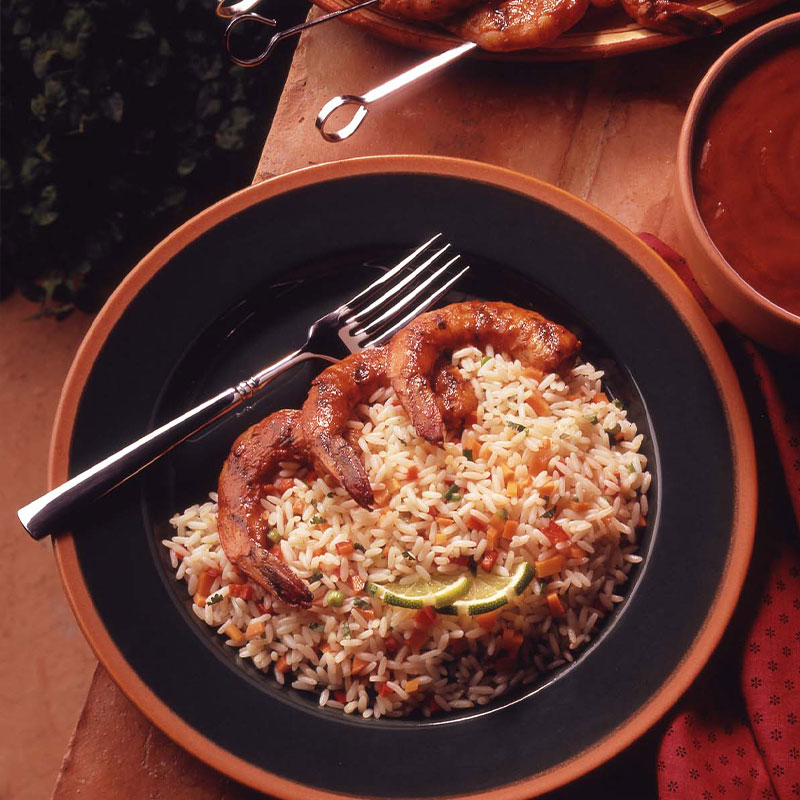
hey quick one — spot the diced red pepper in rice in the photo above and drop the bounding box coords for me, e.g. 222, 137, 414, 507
475, 611, 500, 630
334, 690, 348, 704
480, 548, 499, 572
406, 465, 419, 480
379, 682, 394, 697
407, 628, 429, 650
274, 477, 294, 494
414, 606, 437, 628
467, 512, 487, 531
383, 636, 400, 655
543, 520, 569, 544
448, 638, 468, 655
546, 591, 566, 618
229, 584, 253, 600
494, 655, 519, 673
451, 555, 471, 567
568, 545, 585, 559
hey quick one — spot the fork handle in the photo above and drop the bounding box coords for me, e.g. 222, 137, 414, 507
18, 348, 320, 541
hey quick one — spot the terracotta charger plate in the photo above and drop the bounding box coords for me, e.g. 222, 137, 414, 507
312, 0, 784, 60
52, 156, 755, 799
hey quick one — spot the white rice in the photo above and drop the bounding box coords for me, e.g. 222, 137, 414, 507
163, 349, 649, 718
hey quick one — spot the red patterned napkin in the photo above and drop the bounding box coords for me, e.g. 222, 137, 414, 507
637, 234, 800, 800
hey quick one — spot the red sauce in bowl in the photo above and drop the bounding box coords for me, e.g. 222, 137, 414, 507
694, 44, 800, 317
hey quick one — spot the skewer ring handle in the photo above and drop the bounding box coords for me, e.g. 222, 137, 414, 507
316, 95, 369, 142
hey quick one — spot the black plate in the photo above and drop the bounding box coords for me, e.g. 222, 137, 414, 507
55, 158, 754, 799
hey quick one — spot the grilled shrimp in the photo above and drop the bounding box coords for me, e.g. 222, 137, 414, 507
380, 0, 480, 21
301, 348, 387, 510
446, 0, 589, 52
302, 347, 478, 508
217, 410, 313, 608
387, 301, 580, 443
619, 0, 722, 35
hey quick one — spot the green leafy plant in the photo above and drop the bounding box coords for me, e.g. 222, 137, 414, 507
1, 0, 305, 318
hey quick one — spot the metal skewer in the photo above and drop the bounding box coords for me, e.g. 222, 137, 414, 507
219, 0, 381, 67
316, 40, 477, 142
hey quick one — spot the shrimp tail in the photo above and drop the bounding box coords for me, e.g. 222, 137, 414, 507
237, 542, 313, 608
620, 0, 723, 36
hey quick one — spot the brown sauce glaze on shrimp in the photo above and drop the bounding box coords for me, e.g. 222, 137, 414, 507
387, 301, 580, 443
302, 347, 478, 508
217, 410, 313, 608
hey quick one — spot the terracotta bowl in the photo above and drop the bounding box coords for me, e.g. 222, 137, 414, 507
675, 12, 800, 353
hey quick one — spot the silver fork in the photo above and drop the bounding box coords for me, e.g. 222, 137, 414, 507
18, 234, 468, 540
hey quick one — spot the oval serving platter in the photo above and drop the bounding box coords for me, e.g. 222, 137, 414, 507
52, 156, 755, 799
312, 0, 785, 61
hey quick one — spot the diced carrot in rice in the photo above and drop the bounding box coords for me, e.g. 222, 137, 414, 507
535, 554, 565, 578
486, 527, 499, 551
568, 545, 586, 559
526, 391, 550, 416
275, 654, 290, 673
506, 481, 518, 499
223, 623, 245, 646
245, 620, 266, 640
406, 465, 418, 480
593, 392, 608, 403
373, 488, 390, 506
502, 519, 519, 540
196, 571, 215, 598
405, 679, 421, 693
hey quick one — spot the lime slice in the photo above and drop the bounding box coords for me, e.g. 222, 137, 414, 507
439, 562, 534, 616
367, 574, 470, 610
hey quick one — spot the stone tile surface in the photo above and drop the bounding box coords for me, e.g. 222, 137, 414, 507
0, 294, 97, 800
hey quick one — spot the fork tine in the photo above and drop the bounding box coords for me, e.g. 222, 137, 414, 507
347, 243, 452, 326
355, 254, 461, 335
360, 265, 469, 348
343, 234, 442, 316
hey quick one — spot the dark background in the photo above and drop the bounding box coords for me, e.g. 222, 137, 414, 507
0, 0, 310, 318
